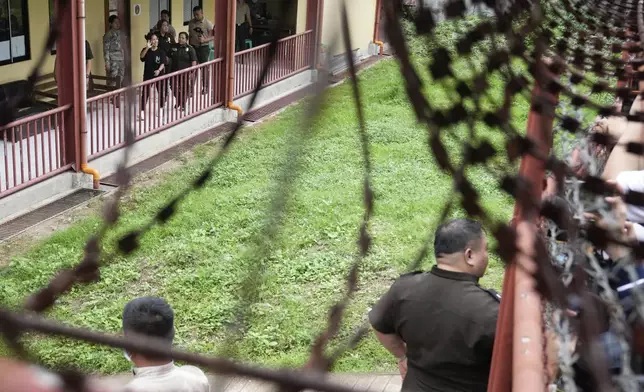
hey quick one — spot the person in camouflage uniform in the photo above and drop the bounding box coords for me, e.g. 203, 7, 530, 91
103, 15, 125, 101
188, 6, 214, 95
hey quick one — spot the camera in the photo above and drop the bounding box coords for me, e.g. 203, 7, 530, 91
194, 27, 204, 37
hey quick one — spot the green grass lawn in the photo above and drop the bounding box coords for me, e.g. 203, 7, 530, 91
0, 43, 529, 374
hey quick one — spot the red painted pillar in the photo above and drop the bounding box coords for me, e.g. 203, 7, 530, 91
215, 0, 230, 104
488, 266, 515, 391
118, 0, 132, 86
217, 0, 237, 106
488, 73, 557, 392
55, 0, 81, 170
215, 1, 229, 60
306, 0, 323, 69
373, 0, 384, 55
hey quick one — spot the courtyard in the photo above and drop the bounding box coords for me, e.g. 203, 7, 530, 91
0, 41, 519, 374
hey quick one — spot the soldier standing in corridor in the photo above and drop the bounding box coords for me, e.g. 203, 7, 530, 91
169, 32, 198, 112
103, 15, 125, 106
188, 6, 214, 95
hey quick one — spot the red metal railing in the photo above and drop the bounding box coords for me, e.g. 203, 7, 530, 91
0, 104, 73, 198
234, 30, 313, 98
2, 34, 314, 197
87, 58, 225, 159
489, 69, 559, 392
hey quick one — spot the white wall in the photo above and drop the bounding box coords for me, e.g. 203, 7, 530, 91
320, 0, 377, 57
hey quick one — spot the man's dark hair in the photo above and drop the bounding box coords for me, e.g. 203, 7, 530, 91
193, 5, 202, 12
109, 15, 119, 25
541, 195, 572, 226
161, 9, 170, 16
122, 297, 175, 342
433, 218, 484, 258
541, 195, 574, 242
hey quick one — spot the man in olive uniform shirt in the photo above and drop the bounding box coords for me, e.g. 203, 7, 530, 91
188, 5, 214, 94
154, 20, 175, 106
369, 218, 500, 392
155, 20, 176, 55
169, 32, 198, 111
103, 15, 125, 105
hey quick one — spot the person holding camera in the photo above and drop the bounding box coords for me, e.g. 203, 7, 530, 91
188, 5, 214, 95
138, 33, 167, 121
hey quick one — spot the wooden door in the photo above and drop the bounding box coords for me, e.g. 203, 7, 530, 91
105, 0, 116, 32
103, 0, 131, 83
105, 0, 130, 32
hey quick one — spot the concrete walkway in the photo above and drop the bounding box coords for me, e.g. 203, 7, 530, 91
104, 373, 402, 392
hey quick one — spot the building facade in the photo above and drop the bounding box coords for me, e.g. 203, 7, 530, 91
0, 0, 386, 221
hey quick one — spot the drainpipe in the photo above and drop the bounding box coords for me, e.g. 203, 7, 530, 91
226, 0, 243, 116
373, 0, 384, 55
315, 0, 324, 69
77, 0, 100, 189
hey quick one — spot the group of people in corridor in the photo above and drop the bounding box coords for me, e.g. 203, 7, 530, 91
102, 6, 210, 118
53, 0, 259, 121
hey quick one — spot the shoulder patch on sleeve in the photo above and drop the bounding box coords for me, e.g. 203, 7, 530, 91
400, 270, 423, 278
482, 288, 501, 302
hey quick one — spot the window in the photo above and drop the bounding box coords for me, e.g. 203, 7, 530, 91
149, 0, 171, 30
183, 0, 201, 26
0, 0, 31, 65
49, 0, 55, 54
